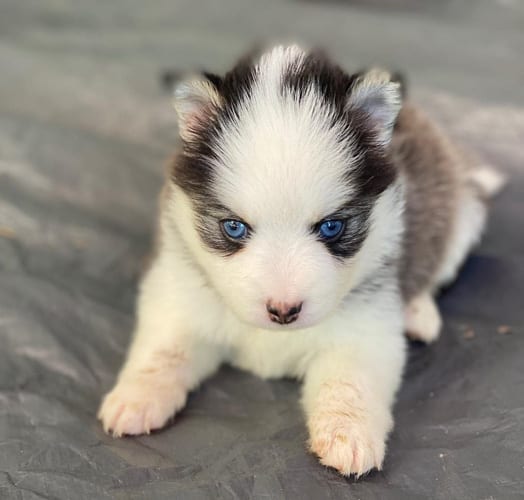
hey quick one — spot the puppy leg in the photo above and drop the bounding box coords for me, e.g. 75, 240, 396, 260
470, 164, 506, 198
405, 292, 442, 343
302, 332, 405, 477
98, 255, 224, 437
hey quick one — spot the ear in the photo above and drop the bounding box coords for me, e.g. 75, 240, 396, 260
347, 68, 402, 145
173, 75, 222, 142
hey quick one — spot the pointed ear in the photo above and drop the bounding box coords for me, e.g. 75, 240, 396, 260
173, 76, 222, 142
347, 68, 402, 145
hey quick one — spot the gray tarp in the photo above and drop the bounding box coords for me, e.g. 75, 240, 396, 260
1, 1, 523, 498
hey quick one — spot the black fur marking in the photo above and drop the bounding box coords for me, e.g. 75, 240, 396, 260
314, 199, 374, 259
345, 115, 398, 198
195, 213, 246, 256
171, 54, 260, 253
172, 48, 397, 257
202, 71, 223, 90
282, 52, 397, 201
194, 201, 249, 256
172, 52, 259, 198
217, 54, 258, 125
283, 50, 352, 109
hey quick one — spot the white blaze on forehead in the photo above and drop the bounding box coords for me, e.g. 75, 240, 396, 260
211, 46, 358, 226
256, 45, 306, 95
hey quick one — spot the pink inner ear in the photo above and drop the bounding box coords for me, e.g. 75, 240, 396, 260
179, 91, 220, 141
181, 104, 210, 140
184, 112, 203, 136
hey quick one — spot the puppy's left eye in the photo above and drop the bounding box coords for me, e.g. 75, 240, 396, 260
221, 219, 248, 240
318, 219, 345, 241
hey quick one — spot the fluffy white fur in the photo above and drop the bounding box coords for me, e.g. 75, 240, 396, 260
98, 46, 491, 476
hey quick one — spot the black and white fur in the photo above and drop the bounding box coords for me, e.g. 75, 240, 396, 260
98, 45, 504, 476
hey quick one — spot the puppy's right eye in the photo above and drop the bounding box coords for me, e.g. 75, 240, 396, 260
221, 219, 248, 240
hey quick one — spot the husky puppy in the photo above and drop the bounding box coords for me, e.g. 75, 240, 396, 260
98, 46, 504, 476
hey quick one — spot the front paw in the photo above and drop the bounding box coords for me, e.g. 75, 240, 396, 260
97, 377, 187, 437
307, 383, 392, 476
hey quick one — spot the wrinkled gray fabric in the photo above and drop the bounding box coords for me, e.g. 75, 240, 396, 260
1, 1, 523, 498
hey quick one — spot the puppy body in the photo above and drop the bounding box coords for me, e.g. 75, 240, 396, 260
394, 103, 501, 341
98, 46, 502, 476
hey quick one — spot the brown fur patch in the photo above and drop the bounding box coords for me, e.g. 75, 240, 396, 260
392, 103, 465, 301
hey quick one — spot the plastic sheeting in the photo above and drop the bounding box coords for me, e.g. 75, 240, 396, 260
1, 1, 523, 498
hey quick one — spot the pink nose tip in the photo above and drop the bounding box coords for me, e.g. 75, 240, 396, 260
266, 301, 303, 325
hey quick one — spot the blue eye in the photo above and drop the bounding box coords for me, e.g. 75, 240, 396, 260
221, 219, 248, 240
318, 219, 345, 241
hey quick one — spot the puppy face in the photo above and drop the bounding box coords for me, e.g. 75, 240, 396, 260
171, 46, 403, 329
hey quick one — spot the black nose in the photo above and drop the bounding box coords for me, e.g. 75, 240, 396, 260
266, 301, 303, 325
